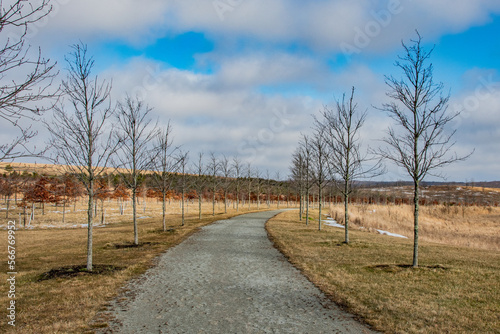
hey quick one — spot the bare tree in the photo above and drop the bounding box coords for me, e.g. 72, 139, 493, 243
192, 152, 207, 219
115, 95, 159, 245
45, 43, 114, 271
320, 87, 383, 244
290, 148, 305, 220
220, 155, 232, 214
246, 162, 252, 210
275, 171, 283, 209
0, 0, 58, 160
207, 152, 220, 216
152, 122, 177, 231
232, 156, 243, 212
299, 135, 313, 224
377, 32, 471, 267
177, 151, 189, 226
310, 125, 329, 231
265, 169, 272, 209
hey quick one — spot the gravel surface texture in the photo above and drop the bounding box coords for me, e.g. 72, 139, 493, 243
98, 210, 376, 333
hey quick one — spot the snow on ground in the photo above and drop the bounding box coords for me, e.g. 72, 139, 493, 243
322, 218, 345, 229
323, 216, 407, 238
376, 230, 408, 239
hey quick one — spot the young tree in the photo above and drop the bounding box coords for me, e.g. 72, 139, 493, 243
192, 152, 207, 219
378, 33, 471, 267
46, 43, 115, 271
246, 163, 253, 210
320, 87, 383, 243
232, 157, 243, 212
299, 135, 313, 224
0, 0, 58, 160
220, 155, 233, 214
290, 148, 305, 220
207, 152, 220, 216
151, 122, 177, 230
177, 151, 189, 226
115, 95, 159, 245
310, 125, 329, 231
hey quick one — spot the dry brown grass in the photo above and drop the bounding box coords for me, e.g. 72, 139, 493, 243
329, 203, 500, 251
267, 210, 500, 334
0, 198, 276, 333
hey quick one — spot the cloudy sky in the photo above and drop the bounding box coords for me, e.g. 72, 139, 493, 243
7, 0, 500, 181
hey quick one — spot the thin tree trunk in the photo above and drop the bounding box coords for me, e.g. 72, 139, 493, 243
162, 192, 166, 231
62, 198, 66, 224
5, 195, 9, 219
212, 189, 216, 216
133, 188, 138, 245
318, 187, 322, 231
87, 183, 94, 271
413, 181, 420, 268
198, 194, 202, 220
305, 188, 310, 225
224, 191, 227, 214
181, 190, 185, 226
344, 192, 349, 244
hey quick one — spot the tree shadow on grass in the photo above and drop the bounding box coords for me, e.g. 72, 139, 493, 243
366, 264, 449, 273
103, 241, 160, 249
37, 264, 125, 281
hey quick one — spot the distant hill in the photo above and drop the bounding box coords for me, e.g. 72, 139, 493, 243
0, 162, 134, 176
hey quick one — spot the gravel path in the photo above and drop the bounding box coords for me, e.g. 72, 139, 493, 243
99, 211, 375, 333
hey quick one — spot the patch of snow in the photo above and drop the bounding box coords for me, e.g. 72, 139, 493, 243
376, 230, 408, 239
322, 219, 345, 229
137, 216, 151, 220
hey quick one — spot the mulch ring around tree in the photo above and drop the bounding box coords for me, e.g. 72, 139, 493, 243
37, 264, 125, 281
103, 241, 161, 249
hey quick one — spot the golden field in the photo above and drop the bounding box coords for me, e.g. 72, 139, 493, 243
329, 203, 500, 251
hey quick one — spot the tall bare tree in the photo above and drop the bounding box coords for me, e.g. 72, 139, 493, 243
115, 95, 159, 245
177, 151, 189, 226
320, 87, 383, 244
207, 152, 220, 216
246, 162, 252, 210
46, 43, 114, 271
299, 135, 313, 224
310, 125, 329, 231
220, 155, 232, 214
378, 33, 471, 267
232, 156, 243, 212
152, 122, 177, 231
290, 148, 305, 220
192, 152, 207, 219
0, 0, 58, 160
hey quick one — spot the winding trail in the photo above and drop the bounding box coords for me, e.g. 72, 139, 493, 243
99, 210, 375, 333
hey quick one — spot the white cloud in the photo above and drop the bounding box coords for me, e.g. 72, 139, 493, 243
103, 57, 318, 173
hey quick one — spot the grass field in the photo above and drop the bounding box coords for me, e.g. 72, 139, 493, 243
267, 209, 500, 333
329, 203, 500, 251
0, 198, 278, 333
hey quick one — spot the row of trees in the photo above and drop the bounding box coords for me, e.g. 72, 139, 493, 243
0, 1, 470, 270
290, 32, 470, 268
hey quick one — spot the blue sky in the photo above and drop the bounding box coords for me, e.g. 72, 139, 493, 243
9, 0, 500, 181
